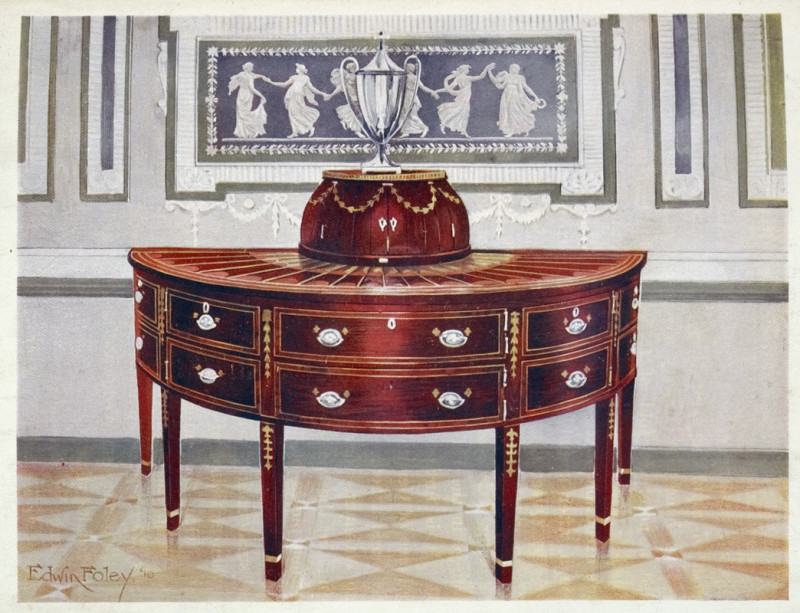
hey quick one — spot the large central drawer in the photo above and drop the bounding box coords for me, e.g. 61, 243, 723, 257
276, 364, 503, 428
275, 308, 504, 363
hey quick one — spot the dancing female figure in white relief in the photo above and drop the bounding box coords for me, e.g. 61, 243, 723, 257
436, 63, 495, 138
227, 62, 269, 139
398, 62, 439, 138
268, 64, 328, 138
488, 63, 546, 137
324, 61, 366, 138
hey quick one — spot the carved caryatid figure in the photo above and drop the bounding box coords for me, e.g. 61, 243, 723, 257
436, 62, 495, 138
398, 61, 439, 138
325, 60, 366, 138
227, 62, 269, 139
268, 64, 328, 138
488, 63, 546, 137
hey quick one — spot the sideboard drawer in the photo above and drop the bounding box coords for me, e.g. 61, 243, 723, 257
620, 281, 642, 330
523, 347, 610, 414
167, 340, 260, 411
168, 290, 260, 354
133, 277, 159, 324
134, 324, 160, 378
276, 309, 503, 363
277, 365, 503, 425
525, 296, 610, 352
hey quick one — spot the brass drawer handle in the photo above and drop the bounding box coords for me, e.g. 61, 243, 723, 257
196, 366, 224, 384
195, 302, 218, 331
433, 388, 471, 410
315, 390, 347, 409
432, 327, 471, 348
316, 328, 344, 348
565, 317, 588, 335
565, 371, 588, 389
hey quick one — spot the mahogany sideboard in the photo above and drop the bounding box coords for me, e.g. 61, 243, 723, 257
129, 247, 646, 584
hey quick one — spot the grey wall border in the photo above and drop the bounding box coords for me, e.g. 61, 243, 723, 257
17, 277, 789, 303
16, 437, 788, 478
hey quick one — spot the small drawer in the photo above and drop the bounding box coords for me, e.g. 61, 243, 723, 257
277, 365, 502, 425
523, 347, 610, 414
167, 340, 259, 411
168, 290, 259, 354
620, 281, 642, 330
275, 309, 503, 363
525, 296, 610, 352
133, 277, 158, 324
134, 325, 160, 378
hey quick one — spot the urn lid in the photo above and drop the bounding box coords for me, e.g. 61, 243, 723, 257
359, 32, 405, 75
299, 169, 471, 266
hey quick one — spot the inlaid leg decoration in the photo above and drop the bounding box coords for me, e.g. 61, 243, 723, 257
595, 397, 615, 542
617, 382, 635, 485
260, 421, 284, 581
161, 389, 181, 531
136, 367, 153, 476
495, 425, 520, 583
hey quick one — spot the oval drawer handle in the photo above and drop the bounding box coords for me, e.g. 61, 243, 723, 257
196, 313, 217, 331
565, 370, 588, 389
317, 328, 344, 348
565, 318, 588, 335
134, 290, 144, 303
437, 391, 466, 410
315, 391, 347, 409
197, 367, 223, 384
437, 329, 470, 348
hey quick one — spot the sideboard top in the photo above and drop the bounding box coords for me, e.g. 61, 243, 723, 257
128, 248, 646, 297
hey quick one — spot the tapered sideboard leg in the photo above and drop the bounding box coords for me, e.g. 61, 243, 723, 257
260, 422, 284, 582
594, 397, 615, 542
617, 381, 636, 485
161, 388, 181, 531
136, 366, 153, 476
495, 425, 520, 583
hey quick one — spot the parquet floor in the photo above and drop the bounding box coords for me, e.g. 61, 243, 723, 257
17, 462, 788, 601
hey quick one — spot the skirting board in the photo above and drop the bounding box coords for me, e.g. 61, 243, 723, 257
16, 437, 787, 478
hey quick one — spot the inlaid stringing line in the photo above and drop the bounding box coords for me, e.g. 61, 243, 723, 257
297, 263, 351, 284
327, 265, 362, 286
388, 268, 412, 286
257, 261, 333, 283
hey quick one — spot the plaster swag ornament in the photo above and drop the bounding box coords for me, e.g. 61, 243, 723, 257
165, 193, 300, 245
469, 193, 551, 237
550, 202, 618, 247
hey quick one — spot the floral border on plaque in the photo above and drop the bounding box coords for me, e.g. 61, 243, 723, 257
164, 15, 619, 201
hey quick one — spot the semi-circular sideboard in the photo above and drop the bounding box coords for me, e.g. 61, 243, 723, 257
129, 247, 647, 583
